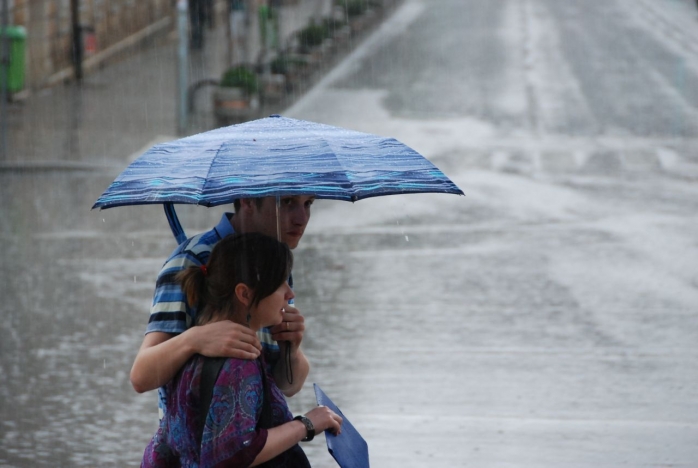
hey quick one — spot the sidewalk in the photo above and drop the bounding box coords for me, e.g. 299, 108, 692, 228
0, 0, 338, 169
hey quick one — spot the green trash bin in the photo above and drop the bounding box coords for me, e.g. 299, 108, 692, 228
1, 26, 26, 93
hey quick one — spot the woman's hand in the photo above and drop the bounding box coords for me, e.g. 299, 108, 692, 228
305, 406, 343, 436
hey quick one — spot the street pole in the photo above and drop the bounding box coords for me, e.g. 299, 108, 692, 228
177, 0, 189, 135
260, 0, 274, 79
226, 1, 232, 66
70, 0, 83, 82
0, 0, 9, 158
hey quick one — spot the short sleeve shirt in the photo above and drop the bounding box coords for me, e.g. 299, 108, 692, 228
147, 213, 280, 418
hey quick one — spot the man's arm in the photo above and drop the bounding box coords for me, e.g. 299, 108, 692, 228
270, 305, 310, 396
272, 345, 309, 397
132, 241, 262, 393
130, 321, 261, 393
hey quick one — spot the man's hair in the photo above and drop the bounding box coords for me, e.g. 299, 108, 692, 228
233, 198, 266, 212
176, 233, 293, 325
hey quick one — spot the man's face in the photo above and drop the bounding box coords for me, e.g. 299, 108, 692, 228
247, 195, 315, 249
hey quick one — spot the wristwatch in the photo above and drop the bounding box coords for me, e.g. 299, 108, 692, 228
293, 415, 315, 442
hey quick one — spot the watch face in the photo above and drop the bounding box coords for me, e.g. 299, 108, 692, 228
295, 416, 315, 441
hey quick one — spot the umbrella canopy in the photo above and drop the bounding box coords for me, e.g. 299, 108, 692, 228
92, 115, 463, 209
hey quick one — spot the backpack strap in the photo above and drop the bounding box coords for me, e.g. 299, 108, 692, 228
257, 354, 274, 430
198, 357, 226, 444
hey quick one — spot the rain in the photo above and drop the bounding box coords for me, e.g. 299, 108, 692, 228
1, 0, 698, 466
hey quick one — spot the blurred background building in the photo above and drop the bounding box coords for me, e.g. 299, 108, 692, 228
2, 0, 341, 90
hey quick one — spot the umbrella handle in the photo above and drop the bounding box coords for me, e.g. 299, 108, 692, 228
164, 203, 187, 245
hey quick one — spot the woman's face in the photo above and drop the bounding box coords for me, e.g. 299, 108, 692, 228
249, 281, 294, 330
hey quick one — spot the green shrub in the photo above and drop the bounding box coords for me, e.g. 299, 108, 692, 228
298, 21, 328, 49
337, 0, 369, 17
323, 16, 346, 35
270, 56, 288, 75
220, 66, 258, 94
270, 55, 309, 75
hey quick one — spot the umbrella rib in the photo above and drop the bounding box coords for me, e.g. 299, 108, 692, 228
306, 127, 357, 197
200, 141, 225, 205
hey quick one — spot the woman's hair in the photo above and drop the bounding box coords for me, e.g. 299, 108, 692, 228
176, 233, 293, 326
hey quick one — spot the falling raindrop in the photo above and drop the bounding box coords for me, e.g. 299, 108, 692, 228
134, 276, 137, 282
398, 220, 408, 242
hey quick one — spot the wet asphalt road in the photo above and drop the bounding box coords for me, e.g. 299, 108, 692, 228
2, 0, 698, 466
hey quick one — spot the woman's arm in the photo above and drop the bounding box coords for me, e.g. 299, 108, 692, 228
130, 322, 262, 393
250, 420, 306, 466
251, 407, 343, 466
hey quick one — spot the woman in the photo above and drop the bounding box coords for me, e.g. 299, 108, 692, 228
142, 233, 342, 467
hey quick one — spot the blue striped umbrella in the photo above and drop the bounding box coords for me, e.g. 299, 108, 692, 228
93, 115, 463, 241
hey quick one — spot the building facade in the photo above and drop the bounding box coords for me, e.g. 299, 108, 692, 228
7, 0, 174, 89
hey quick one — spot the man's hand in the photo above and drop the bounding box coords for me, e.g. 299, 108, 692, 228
130, 321, 262, 393
192, 320, 262, 359
270, 304, 305, 353
270, 304, 309, 396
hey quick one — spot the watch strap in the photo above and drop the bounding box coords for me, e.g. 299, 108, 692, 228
293, 415, 315, 442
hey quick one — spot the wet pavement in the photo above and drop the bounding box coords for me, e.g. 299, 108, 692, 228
2, 0, 698, 466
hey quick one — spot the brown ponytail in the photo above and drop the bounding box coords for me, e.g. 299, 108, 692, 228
176, 265, 207, 310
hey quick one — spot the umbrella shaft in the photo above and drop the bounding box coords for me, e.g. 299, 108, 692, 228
275, 195, 281, 242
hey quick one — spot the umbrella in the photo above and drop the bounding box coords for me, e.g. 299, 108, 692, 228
93, 115, 463, 242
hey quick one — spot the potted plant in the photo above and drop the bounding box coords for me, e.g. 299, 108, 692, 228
326, 12, 351, 48
271, 53, 312, 91
336, 0, 370, 18
297, 20, 329, 54
213, 65, 259, 124
336, 0, 376, 33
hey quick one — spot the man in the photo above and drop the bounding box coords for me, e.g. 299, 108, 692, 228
130, 195, 315, 418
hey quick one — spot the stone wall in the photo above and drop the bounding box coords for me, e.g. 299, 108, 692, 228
7, 0, 175, 89
6, 0, 350, 91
